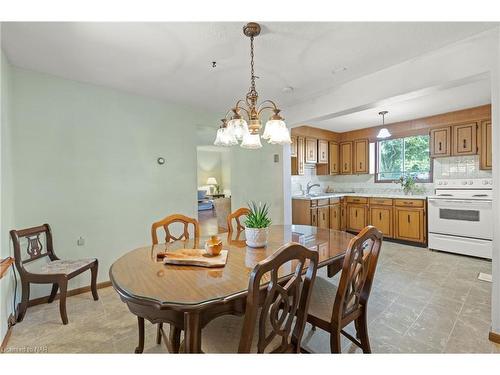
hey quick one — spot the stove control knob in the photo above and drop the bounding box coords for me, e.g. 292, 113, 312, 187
462, 181, 467, 185
483, 180, 489, 185
468, 180, 473, 185
443, 181, 448, 185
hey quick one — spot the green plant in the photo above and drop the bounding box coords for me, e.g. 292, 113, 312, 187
245, 201, 272, 229
398, 174, 417, 194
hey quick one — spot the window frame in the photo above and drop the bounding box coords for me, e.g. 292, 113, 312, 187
374, 134, 433, 183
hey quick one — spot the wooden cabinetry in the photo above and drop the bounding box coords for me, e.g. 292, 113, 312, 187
346, 203, 367, 232
393, 199, 426, 243
353, 139, 369, 174
452, 122, 477, 156
310, 208, 318, 226
369, 206, 393, 238
329, 141, 339, 175
297, 136, 305, 175
480, 120, 492, 170
291, 136, 297, 157
430, 127, 451, 157
318, 140, 329, 164
305, 138, 317, 163
317, 206, 329, 229
340, 142, 352, 174
329, 204, 341, 230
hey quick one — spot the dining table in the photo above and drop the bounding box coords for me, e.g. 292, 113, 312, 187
109, 224, 355, 353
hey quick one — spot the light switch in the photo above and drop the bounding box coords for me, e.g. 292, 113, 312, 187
274, 154, 279, 163
77, 237, 85, 246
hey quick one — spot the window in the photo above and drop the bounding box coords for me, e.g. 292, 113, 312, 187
375, 135, 431, 182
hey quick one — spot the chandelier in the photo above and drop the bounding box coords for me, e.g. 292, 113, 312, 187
214, 22, 291, 149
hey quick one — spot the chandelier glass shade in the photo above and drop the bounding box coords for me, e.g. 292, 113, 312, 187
376, 110, 391, 139
214, 22, 292, 149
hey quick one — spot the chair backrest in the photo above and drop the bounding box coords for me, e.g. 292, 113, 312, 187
227, 207, 250, 233
238, 243, 319, 353
9, 224, 57, 272
332, 226, 383, 325
151, 214, 200, 244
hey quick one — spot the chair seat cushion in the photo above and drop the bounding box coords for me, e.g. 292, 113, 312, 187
26, 258, 96, 275
308, 276, 338, 324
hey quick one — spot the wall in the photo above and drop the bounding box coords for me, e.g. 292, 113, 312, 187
1, 51, 16, 344
5, 66, 216, 305
197, 148, 222, 189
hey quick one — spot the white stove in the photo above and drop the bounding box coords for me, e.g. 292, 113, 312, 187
428, 178, 493, 259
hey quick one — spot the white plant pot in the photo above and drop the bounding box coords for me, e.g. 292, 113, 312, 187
245, 227, 269, 248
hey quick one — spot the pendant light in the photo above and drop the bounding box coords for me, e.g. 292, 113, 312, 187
376, 111, 391, 139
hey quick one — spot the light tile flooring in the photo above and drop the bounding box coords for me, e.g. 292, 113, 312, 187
3, 241, 499, 353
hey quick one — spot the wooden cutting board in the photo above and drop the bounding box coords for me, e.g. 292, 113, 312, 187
162, 249, 228, 268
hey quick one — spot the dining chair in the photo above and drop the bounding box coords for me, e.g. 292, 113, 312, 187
305, 226, 383, 353
201, 242, 319, 353
144, 213, 199, 353
227, 207, 250, 233
9, 224, 99, 325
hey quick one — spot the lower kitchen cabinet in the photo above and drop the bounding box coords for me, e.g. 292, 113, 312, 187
394, 207, 425, 243
369, 206, 393, 238
330, 204, 341, 230
317, 206, 329, 228
310, 208, 318, 226
346, 204, 367, 232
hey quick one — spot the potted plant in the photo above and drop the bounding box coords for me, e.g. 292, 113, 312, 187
398, 174, 417, 195
244, 201, 272, 248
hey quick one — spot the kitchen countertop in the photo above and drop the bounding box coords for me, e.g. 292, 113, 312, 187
292, 192, 429, 200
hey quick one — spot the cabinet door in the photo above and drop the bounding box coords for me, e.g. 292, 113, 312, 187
394, 208, 424, 243
291, 136, 297, 157
340, 142, 352, 174
347, 205, 366, 232
330, 204, 341, 230
453, 122, 477, 156
480, 120, 492, 170
310, 208, 318, 227
353, 139, 369, 174
340, 203, 346, 231
430, 127, 451, 157
329, 141, 339, 175
370, 206, 393, 238
318, 207, 329, 228
297, 136, 305, 175
318, 140, 329, 164
305, 138, 318, 163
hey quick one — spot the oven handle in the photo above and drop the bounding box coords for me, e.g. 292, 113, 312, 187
428, 198, 492, 206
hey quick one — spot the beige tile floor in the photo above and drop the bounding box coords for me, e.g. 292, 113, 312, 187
3, 241, 499, 353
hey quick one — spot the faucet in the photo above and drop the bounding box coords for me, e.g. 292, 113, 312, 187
306, 181, 320, 195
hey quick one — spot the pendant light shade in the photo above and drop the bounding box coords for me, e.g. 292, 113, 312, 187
227, 118, 249, 141
240, 132, 263, 149
266, 119, 292, 144
376, 111, 391, 139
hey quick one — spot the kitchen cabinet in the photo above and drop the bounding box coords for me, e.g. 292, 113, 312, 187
297, 136, 305, 175
318, 139, 329, 164
346, 204, 367, 232
330, 204, 341, 230
291, 136, 297, 157
394, 207, 425, 243
329, 141, 339, 175
480, 120, 492, 170
310, 208, 318, 226
340, 198, 347, 231
452, 122, 477, 156
305, 138, 318, 163
430, 127, 451, 157
318, 206, 329, 228
353, 139, 369, 174
340, 142, 352, 174
369, 206, 393, 238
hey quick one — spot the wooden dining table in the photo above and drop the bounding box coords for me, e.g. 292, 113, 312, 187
109, 224, 355, 353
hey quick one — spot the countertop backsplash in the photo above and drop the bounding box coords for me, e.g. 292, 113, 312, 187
291, 155, 491, 197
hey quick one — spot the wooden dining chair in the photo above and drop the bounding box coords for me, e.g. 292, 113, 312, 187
227, 207, 250, 233
305, 226, 383, 353
201, 242, 319, 353
10, 224, 99, 325
142, 214, 199, 353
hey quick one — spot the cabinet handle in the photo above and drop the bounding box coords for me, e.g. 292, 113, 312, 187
334, 211, 337, 218
360, 162, 362, 169
344, 163, 347, 170
323, 212, 325, 220
407, 215, 410, 223
355, 209, 358, 218
379, 212, 382, 221
463, 139, 467, 149
333, 163, 336, 169
438, 141, 442, 151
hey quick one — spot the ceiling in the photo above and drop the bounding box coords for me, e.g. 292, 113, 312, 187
2, 22, 497, 119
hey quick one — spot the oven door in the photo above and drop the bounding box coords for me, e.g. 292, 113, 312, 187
428, 198, 493, 240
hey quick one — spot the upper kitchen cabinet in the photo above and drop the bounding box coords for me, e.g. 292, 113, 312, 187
291, 136, 305, 176
353, 139, 369, 174
305, 138, 318, 163
318, 139, 329, 164
480, 120, 492, 170
452, 122, 478, 156
340, 141, 352, 174
430, 126, 451, 157
290, 136, 297, 157
329, 141, 339, 175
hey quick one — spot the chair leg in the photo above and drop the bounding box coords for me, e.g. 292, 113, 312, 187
330, 326, 342, 354
169, 324, 182, 354
355, 312, 371, 353
58, 278, 68, 325
17, 281, 30, 322
135, 317, 145, 354
90, 262, 99, 301
156, 323, 163, 345
48, 283, 59, 303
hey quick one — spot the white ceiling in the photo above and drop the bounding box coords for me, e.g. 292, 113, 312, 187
2, 22, 497, 119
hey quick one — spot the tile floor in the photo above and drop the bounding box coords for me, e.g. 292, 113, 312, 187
3, 241, 499, 353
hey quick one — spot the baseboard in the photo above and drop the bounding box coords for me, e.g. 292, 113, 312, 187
489, 331, 500, 344
27, 281, 112, 307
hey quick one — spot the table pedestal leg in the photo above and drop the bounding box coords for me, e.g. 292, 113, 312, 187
184, 311, 201, 353
327, 258, 343, 278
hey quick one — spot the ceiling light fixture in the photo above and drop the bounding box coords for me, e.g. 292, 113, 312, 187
376, 111, 391, 139
214, 22, 291, 149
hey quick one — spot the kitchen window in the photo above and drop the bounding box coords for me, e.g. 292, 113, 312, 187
375, 135, 432, 182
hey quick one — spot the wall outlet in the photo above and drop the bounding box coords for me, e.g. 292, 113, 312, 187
77, 237, 85, 246
274, 154, 279, 163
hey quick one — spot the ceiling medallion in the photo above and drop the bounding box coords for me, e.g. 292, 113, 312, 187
214, 22, 291, 149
